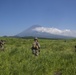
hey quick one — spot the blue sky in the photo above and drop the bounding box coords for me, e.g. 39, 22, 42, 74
0, 0, 76, 36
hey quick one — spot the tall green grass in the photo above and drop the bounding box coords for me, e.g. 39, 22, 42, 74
0, 37, 76, 75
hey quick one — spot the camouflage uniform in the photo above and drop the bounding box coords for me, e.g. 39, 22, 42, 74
0, 40, 5, 50
31, 38, 40, 56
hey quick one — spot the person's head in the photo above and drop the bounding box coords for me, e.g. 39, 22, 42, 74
0, 40, 3, 44
34, 37, 38, 41
1, 40, 3, 42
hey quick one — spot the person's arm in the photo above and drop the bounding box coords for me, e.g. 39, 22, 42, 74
38, 43, 40, 49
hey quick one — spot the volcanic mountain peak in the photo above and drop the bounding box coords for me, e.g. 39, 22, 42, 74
27, 25, 42, 30
16, 25, 75, 38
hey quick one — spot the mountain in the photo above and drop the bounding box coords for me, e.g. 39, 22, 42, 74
15, 25, 75, 39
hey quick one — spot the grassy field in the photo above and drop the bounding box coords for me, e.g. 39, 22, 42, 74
0, 37, 76, 75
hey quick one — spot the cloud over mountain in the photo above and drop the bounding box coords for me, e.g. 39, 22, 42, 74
33, 27, 76, 37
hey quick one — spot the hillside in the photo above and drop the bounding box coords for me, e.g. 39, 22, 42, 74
0, 37, 76, 75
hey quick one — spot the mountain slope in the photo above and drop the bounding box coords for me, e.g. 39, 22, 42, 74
16, 25, 74, 38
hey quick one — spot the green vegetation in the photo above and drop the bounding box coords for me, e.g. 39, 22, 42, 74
0, 37, 76, 75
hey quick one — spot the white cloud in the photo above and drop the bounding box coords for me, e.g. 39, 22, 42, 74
32, 27, 76, 37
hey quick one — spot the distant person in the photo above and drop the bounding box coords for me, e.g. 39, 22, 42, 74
31, 37, 40, 56
0, 40, 5, 50
74, 45, 76, 52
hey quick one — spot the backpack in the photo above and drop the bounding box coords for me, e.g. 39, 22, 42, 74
32, 42, 39, 49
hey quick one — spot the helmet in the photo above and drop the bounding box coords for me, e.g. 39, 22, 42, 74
34, 37, 38, 40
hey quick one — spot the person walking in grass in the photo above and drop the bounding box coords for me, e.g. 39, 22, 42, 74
31, 37, 40, 56
0, 40, 5, 50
